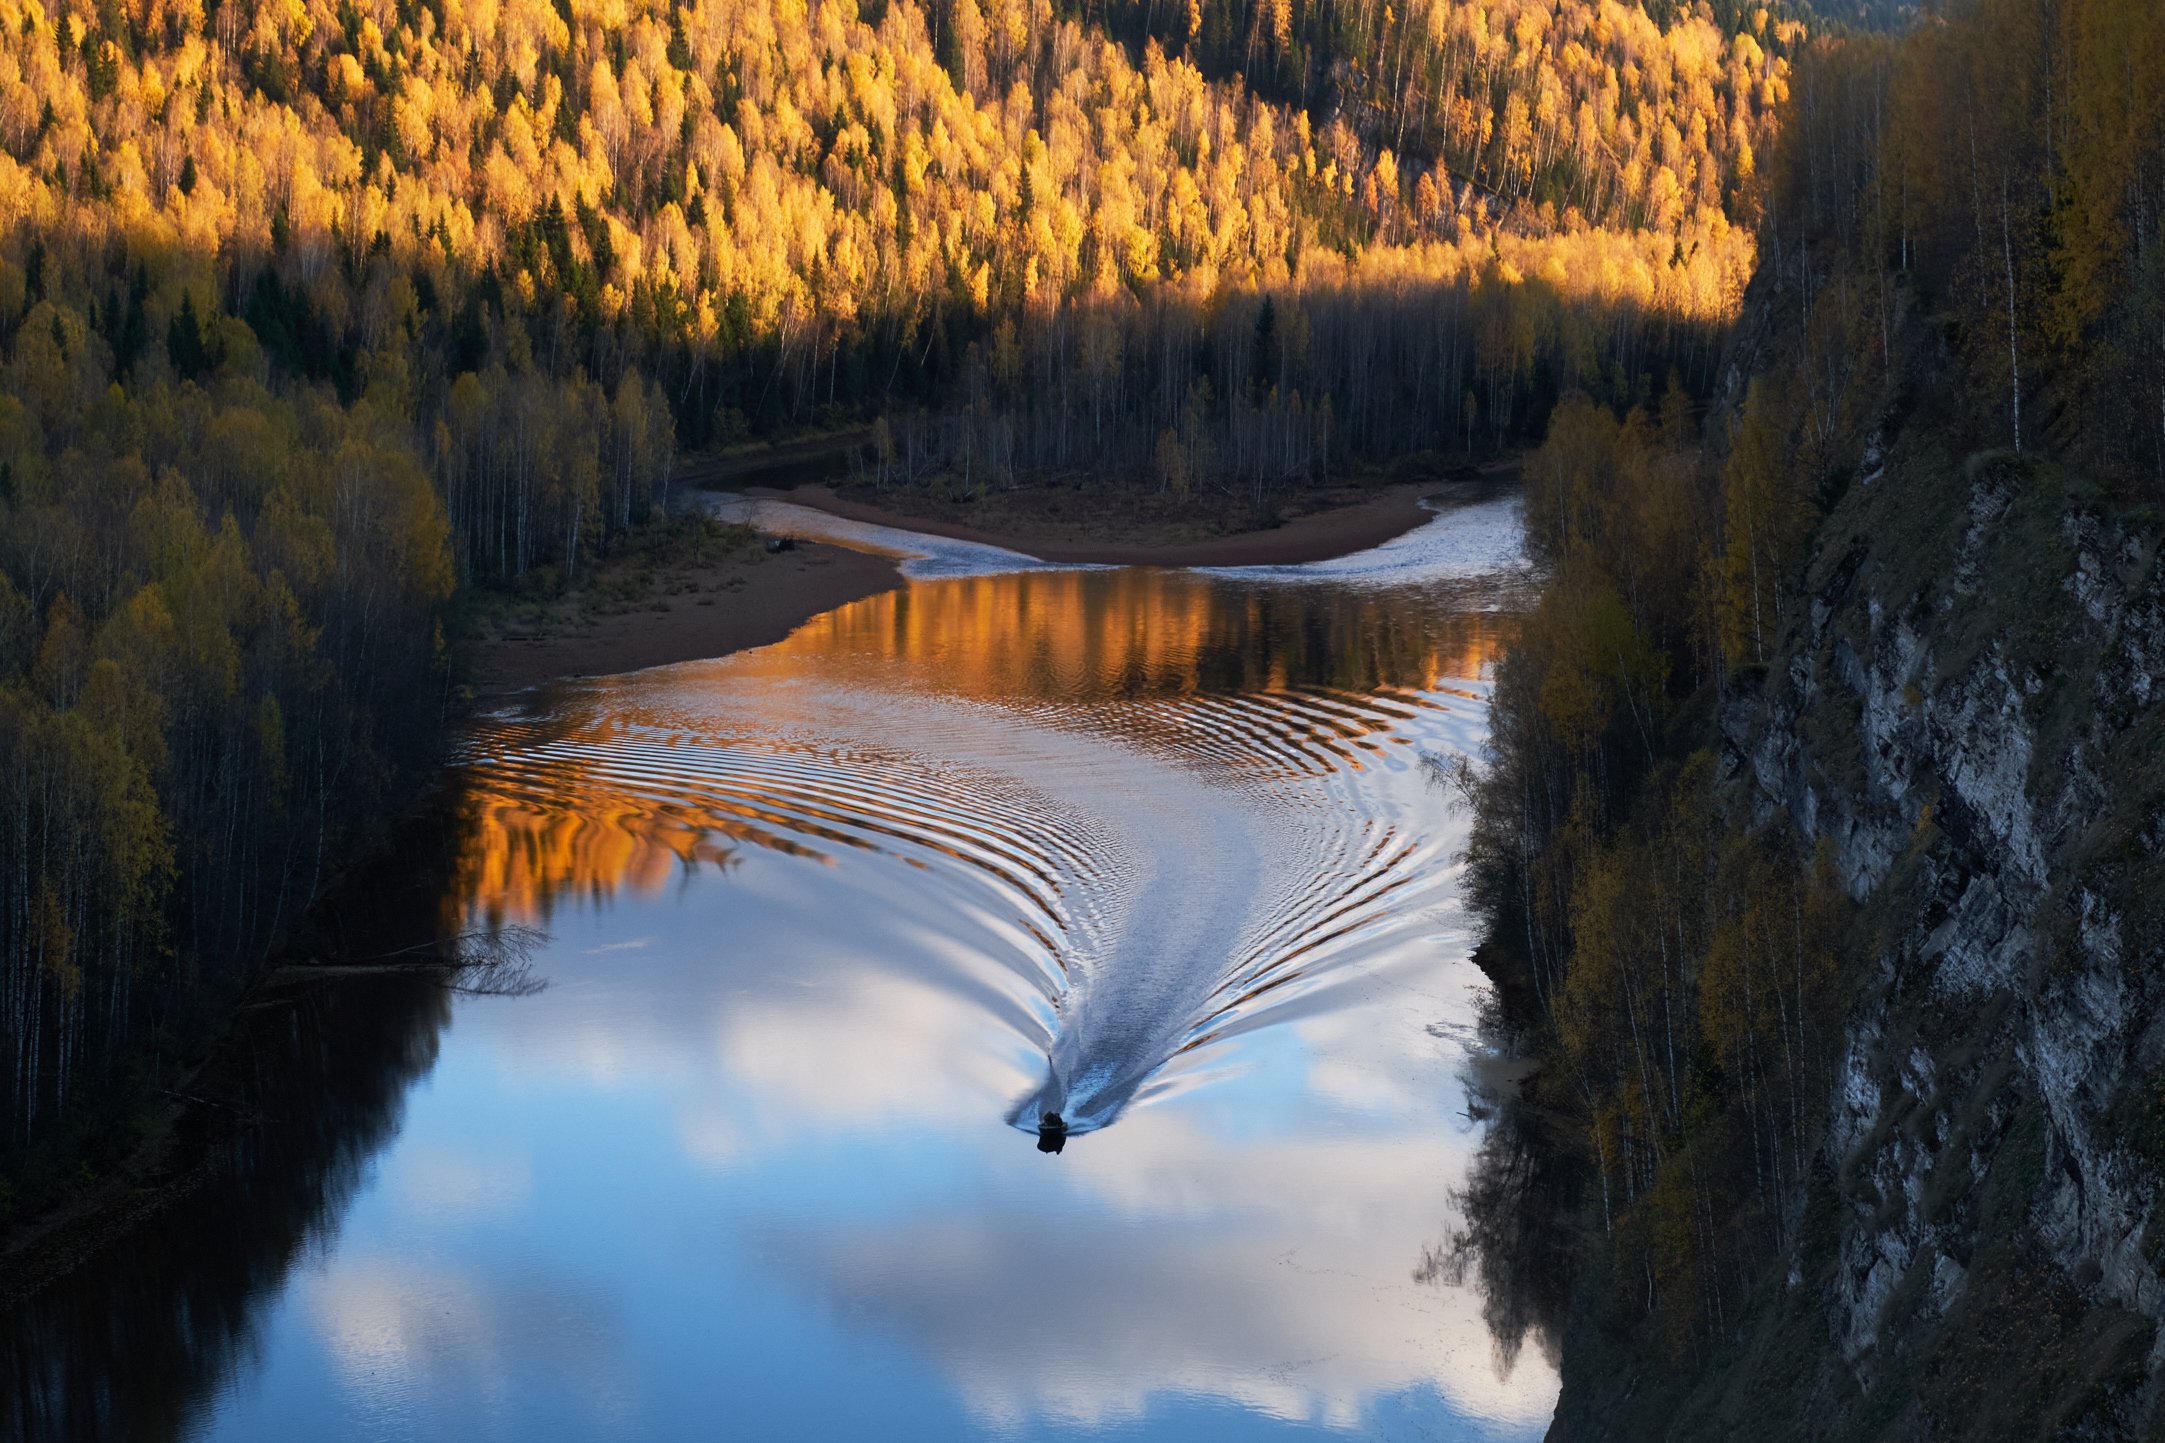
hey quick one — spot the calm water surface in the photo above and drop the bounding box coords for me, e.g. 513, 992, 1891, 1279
10, 494, 1555, 1441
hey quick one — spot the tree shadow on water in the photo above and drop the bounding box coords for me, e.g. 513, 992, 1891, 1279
0, 799, 548, 1443
1416, 995, 1583, 1380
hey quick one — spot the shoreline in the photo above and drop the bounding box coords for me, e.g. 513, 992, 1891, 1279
757, 474, 1511, 568
0, 805, 468, 1308
462, 537, 901, 694
475, 467, 1520, 689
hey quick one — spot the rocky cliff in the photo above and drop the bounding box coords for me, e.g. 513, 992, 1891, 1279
1694, 429, 2165, 1437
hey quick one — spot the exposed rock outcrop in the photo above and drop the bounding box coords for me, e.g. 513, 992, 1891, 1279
1718, 449, 2165, 1434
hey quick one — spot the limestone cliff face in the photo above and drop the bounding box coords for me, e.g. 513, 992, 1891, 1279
1720, 445, 2165, 1433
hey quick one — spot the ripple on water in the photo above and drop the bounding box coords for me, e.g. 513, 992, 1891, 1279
461, 594, 1485, 1143
31, 517, 1562, 1443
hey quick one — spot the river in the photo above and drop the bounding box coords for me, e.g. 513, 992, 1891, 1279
4, 491, 1556, 1442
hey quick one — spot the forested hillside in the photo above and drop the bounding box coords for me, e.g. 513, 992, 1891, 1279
0, 0, 1786, 509
1074, 0, 1800, 230
0, 0, 1792, 1204
1465, 0, 2165, 1435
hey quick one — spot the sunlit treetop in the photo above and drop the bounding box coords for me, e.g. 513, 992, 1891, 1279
0, 0, 1784, 346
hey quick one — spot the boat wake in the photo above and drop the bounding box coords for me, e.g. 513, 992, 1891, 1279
464, 650, 1479, 1145
466, 501, 1519, 1144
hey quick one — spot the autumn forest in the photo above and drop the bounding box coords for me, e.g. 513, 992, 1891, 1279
0, 0, 1798, 1184
9, 0, 2165, 1431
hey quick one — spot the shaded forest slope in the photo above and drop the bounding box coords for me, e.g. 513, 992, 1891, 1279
1462, 0, 2165, 1437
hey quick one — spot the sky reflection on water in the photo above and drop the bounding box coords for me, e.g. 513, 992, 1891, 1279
34, 496, 1558, 1443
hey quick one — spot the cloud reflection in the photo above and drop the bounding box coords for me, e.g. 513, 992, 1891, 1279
384, 1146, 534, 1221
303, 1254, 631, 1427
407, 559, 1551, 1438
436, 813, 1555, 1436
715, 966, 1559, 1434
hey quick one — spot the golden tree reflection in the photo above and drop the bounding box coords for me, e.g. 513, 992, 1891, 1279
762, 570, 1511, 701
458, 572, 1514, 924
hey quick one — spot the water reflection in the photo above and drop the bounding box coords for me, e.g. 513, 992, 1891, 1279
6, 500, 1558, 1441
1420, 1004, 1581, 1382
460, 568, 1513, 1141
766, 566, 1507, 702
0, 822, 463, 1443
459, 567, 1508, 929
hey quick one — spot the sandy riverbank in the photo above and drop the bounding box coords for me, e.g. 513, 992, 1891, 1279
464, 536, 901, 693
761, 478, 1477, 567
470, 464, 1520, 689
